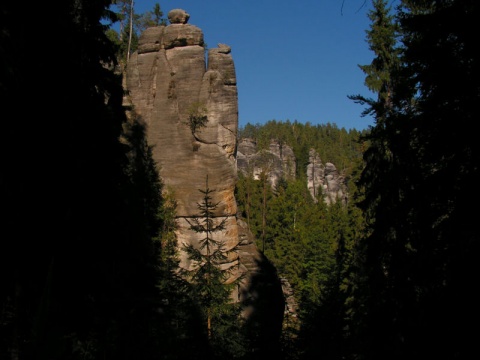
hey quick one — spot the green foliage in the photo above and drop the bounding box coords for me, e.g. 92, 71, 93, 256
182, 176, 247, 358
185, 101, 208, 135
234, 171, 258, 228
238, 119, 366, 179
0, 1, 177, 358
236, 118, 366, 293
158, 188, 179, 272
108, 1, 166, 65
263, 179, 312, 288
236, 117, 368, 360
154, 187, 215, 359
4, 0, 477, 359
137, 2, 167, 28
357, 0, 400, 104
346, 1, 480, 359
153, 3, 167, 26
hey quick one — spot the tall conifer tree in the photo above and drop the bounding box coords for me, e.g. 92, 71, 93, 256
349, 1, 480, 359
182, 176, 246, 358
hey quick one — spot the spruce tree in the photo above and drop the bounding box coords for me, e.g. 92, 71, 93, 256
351, 0, 401, 109
349, 1, 480, 359
182, 175, 246, 358
392, 1, 480, 358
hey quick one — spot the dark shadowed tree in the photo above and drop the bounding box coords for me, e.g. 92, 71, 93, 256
349, 1, 480, 359
0, 1, 178, 359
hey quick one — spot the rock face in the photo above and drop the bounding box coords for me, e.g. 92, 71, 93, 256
237, 138, 296, 189
126, 10, 239, 274
126, 10, 285, 337
307, 149, 348, 205
237, 139, 348, 204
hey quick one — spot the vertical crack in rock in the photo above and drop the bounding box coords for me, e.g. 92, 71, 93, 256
151, 54, 158, 99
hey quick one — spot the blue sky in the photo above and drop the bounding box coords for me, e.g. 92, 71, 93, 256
123, 0, 377, 131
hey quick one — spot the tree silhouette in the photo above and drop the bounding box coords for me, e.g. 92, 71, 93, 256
348, 1, 480, 359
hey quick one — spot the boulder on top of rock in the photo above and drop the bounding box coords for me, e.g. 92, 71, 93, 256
168, 9, 190, 24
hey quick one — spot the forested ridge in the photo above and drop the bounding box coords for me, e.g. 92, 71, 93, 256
1, 1, 478, 360
238, 120, 366, 179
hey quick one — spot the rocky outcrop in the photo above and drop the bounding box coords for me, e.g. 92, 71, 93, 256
126, 9, 239, 275
237, 138, 296, 189
237, 139, 348, 204
307, 149, 348, 205
125, 10, 285, 336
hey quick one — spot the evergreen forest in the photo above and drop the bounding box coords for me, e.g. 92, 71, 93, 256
1, 1, 478, 359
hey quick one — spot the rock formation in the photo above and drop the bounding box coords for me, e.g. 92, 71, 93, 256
237, 139, 348, 204
126, 8, 239, 274
125, 10, 285, 338
307, 148, 348, 205
237, 138, 296, 189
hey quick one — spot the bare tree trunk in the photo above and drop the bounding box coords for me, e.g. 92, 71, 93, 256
11, 277, 21, 360
127, 0, 134, 63
262, 173, 267, 252
207, 308, 212, 340
312, 155, 316, 198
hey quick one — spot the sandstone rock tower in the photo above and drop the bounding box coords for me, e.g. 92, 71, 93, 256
126, 8, 242, 286
126, 10, 285, 349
